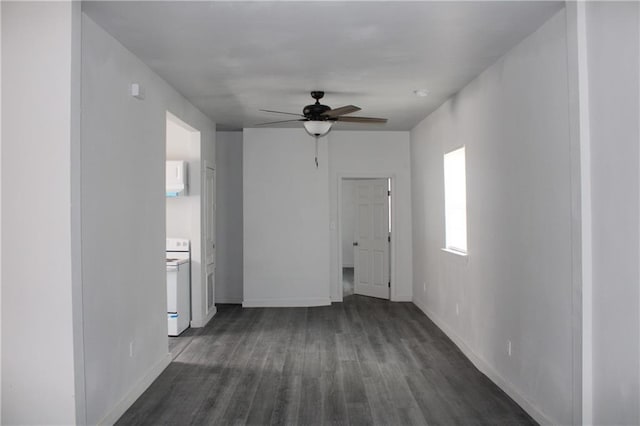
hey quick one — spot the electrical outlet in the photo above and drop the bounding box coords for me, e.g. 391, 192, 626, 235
507, 340, 512, 357
455, 303, 459, 316
129, 341, 135, 357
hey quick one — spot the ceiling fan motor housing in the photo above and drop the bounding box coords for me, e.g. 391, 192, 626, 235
303, 103, 331, 120
303, 90, 332, 120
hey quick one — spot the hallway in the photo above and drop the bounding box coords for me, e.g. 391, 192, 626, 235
117, 297, 535, 425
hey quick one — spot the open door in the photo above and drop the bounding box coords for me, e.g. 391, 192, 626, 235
204, 165, 216, 313
353, 179, 390, 299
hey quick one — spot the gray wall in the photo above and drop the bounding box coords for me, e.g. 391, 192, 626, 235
243, 129, 412, 306
329, 131, 413, 302
215, 131, 244, 304
1, 4, 2, 418
1, 3, 83, 423
341, 180, 356, 267
585, 2, 640, 424
81, 15, 215, 424
410, 10, 573, 424
243, 128, 330, 307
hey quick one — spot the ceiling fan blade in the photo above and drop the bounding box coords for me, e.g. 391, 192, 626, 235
336, 116, 388, 124
259, 109, 304, 117
322, 105, 361, 117
254, 118, 306, 126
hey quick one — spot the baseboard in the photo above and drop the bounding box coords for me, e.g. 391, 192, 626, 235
411, 298, 553, 426
97, 352, 171, 425
392, 294, 412, 302
243, 297, 331, 308
215, 298, 243, 304
190, 306, 217, 328
202, 306, 217, 327
330, 294, 412, 303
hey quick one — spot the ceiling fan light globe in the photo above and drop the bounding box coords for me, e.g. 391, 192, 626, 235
303, 120, 333, 137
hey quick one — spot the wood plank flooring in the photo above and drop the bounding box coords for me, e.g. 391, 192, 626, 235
343, 268, 354, 297
117, 296, 537, 426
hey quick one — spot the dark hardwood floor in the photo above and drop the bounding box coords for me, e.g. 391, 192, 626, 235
343, 267, 354, 297
168, 326, 198, 360
117, 296, 536, 426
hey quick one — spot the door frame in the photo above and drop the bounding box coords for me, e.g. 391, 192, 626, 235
203, 162, 217, 320
336, 173, 397, 302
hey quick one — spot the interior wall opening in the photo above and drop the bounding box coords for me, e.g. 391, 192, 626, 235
165, 111, 201, 358
340, 177, 392, 301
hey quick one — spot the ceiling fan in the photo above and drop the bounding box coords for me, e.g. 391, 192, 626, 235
256, 91, 388, 137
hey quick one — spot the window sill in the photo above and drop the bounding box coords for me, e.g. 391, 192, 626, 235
441, 248, 468, 257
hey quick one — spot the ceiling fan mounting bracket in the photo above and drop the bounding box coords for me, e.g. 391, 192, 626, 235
310, 91, 325, 101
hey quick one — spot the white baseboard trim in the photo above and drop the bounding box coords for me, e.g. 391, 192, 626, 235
330, 295, 412, 303
203, 305, 218, 327
392, 295, 413, 302
190, 306, 217, 328
203, 306, 217, 326
243, 297, 331, 308
411, 298, 553, 426
215, 298, 243, 304
97, 352, 171, 425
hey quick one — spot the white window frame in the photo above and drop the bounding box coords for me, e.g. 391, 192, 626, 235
443, 146, 468, 255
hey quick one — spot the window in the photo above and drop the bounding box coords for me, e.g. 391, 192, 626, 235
444, 147, 467, 253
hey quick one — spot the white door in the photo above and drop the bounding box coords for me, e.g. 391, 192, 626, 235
204, 166, 216, 311
353, 179, 390, 299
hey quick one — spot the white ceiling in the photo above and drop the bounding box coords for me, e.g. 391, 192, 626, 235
83, 1, 563, 131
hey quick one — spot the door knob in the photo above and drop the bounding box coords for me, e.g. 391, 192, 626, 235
353, 242, 359, 246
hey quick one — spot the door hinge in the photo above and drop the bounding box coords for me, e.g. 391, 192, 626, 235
388, 282, 391, 288
388, 190, 391, 196
388, 235, 391, 242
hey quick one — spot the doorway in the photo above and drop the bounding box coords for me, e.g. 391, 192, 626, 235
340, 177, 391, 300
165, 112, 201, 357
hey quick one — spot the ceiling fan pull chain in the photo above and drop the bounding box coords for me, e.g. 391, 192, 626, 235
315, 136, 319, 168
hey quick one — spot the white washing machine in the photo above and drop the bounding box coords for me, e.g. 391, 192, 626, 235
166, 238, 191, 336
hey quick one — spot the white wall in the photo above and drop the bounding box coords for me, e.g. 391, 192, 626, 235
1, 3, 3, 420
243, 129, 410, 306
410, 10, 573, 425
215, 131, 243, 304
584, 3, 640, 424
329, 131, 412, 302
341, 180, 356, 267
81, 15, 215, 424
1, 3, 83, 424
166, 117, 197, 239
243, 128, 330, 307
